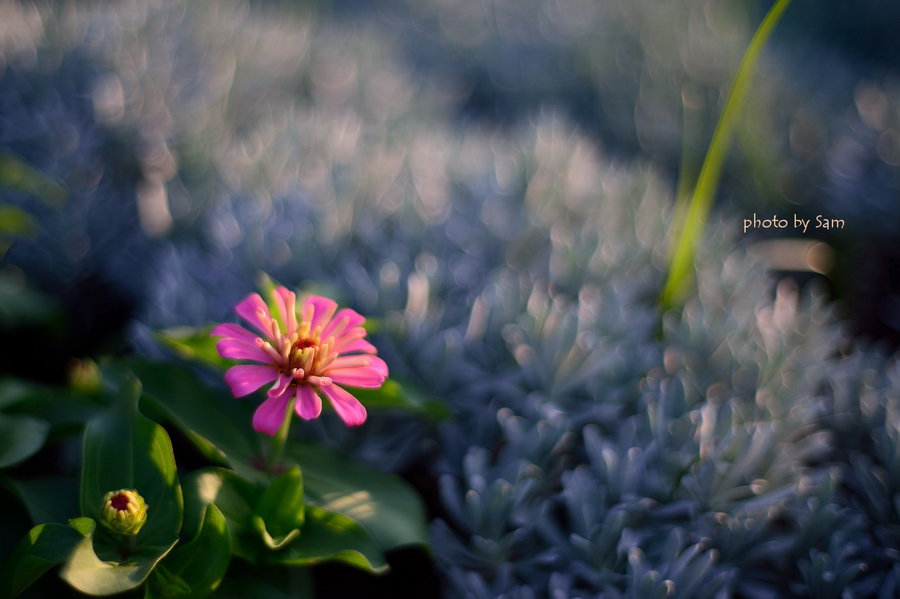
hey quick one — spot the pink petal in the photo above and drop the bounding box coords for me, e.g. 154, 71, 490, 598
329, 355, 388, 376
303, 295, 338, 331
211, 323, 258, 343
331, 327, 367, 351
336, 338, 377, 355
216, 338, 270, 363
267, 373, 293, 398
274, 287, 298, 336
327, 368, 386, 388
370, 355, 389, 376
322, 308, 365, 340
320, 383, 367, 426
252, 388, 293, 436
224, 365, 278, 397
235, 293, 274, 336
295, 384, 322, 420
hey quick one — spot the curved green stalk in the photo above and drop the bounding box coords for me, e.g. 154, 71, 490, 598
661, 0, 792, 310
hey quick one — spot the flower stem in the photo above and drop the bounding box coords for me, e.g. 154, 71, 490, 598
267, 400, 294, 476
118, 534, 139, 560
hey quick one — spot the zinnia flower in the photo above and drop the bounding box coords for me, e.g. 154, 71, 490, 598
212, 287, 387, 434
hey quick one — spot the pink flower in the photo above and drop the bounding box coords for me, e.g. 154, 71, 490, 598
211, 287, 387, 435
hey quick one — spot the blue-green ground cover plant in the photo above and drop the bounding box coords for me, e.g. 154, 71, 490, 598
1, 0, 900, 597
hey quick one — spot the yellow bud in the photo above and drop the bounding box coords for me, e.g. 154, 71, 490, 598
68, 359, 102, 394
100, 489, 148, 535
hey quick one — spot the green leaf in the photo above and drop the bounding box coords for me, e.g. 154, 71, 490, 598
154, 326, 231, 370
181, 468, 261, 563
287, 441, 429, 552
348, 378, 450, 420
0, 413, 49, 468
263, 506, 388, 573
147, 565, 191, 598
3, 475, 80, 524
149, 504, 231, 598
10, 391, 101, 433
0, 374, 102, 434
0, 521, 84, 599
253, 465, 304, 549
116, 359, 260, 477
0, 374, 102, 428
250, 515, 300, 551
69, 516, 95, 536
80, 376, 182, 547
60, 518, 177, 596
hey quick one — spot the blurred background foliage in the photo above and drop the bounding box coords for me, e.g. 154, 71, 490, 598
1, 0, 899, 596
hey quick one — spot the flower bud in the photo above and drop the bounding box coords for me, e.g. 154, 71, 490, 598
67, 358, 102, 395
100, 489, 148, 535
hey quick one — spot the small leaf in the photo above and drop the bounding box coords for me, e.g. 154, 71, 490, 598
349, 378, 450, 419
0, 414, 50, 468
0, 521, 84, 598
251, 515, 301, 550
154, 326, 231, 370
254, 465, 304, 548
263, 506, 388, 574
69, 516, 95, 536
181, 468, 261, 564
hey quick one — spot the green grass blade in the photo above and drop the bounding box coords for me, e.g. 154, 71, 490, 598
661, 0, 792, 310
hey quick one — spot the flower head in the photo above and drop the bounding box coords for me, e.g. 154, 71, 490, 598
212, 287, 388, 434
100, 489, 148, 535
